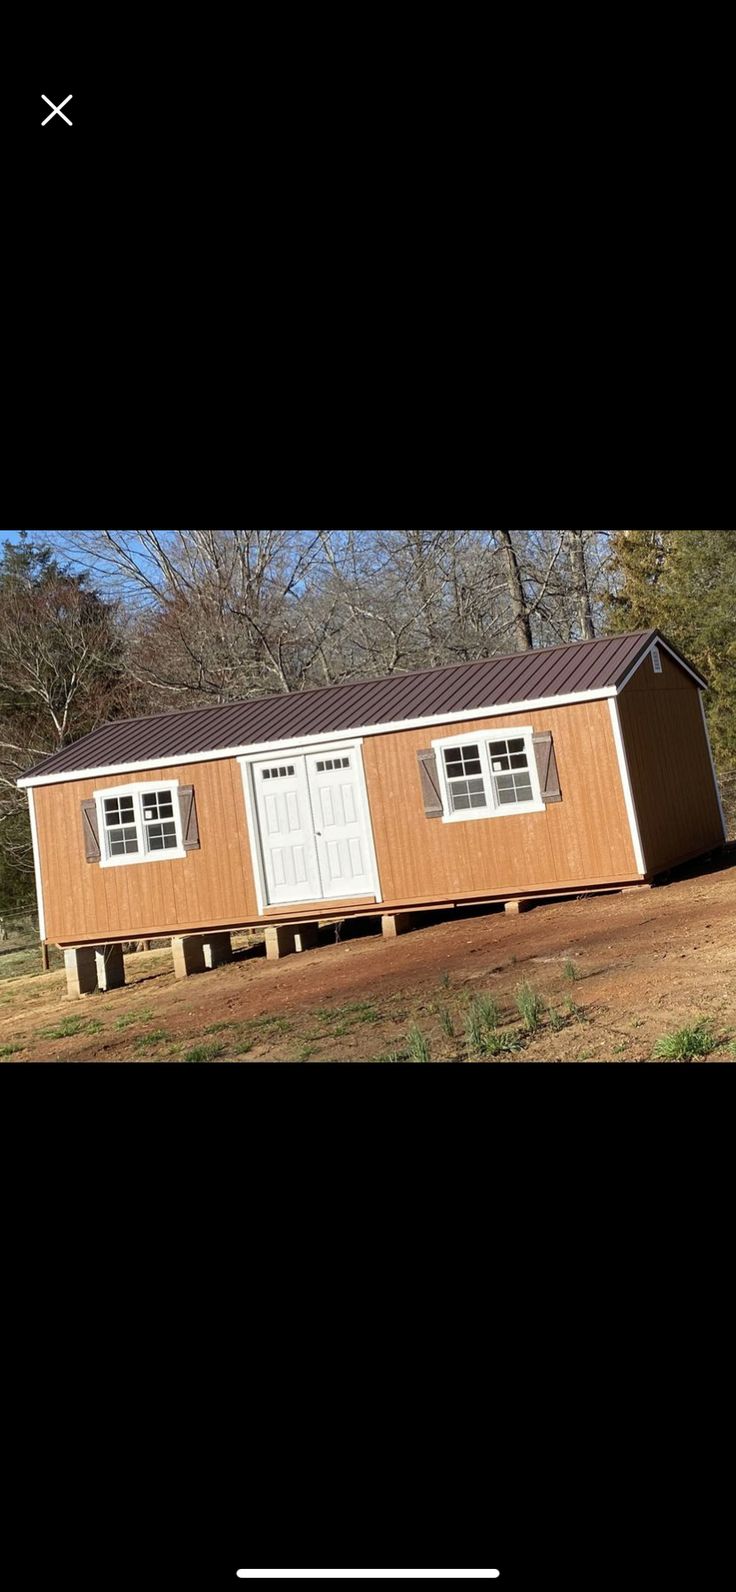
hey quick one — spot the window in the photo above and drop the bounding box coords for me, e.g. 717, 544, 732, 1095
651, 645, 662, 674
433, 729, 543, 823
262, 765, 295, 780
141, 789, 178, 851
95, 781, 186, 866
488, 737, 534, 806
315, 757, 351, 772
442, 744, 488, 813
103, 795, 139, 857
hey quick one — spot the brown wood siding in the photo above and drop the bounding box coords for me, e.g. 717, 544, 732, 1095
35, 759, 259, 944
362, 700, 638, 904
35, 698, 638, 944
617, 652, 724, 873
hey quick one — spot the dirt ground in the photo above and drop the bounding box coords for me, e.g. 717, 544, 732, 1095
1, 852, 735, 1062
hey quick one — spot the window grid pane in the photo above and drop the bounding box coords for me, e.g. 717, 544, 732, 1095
443, 745, 488, 814
141, 787, 178, 851
489, 738, 533, 806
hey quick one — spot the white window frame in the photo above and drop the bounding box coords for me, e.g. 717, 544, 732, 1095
431, 727, 545, 823
94, 779, 187, 867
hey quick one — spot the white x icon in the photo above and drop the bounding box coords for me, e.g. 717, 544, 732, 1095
41, 94, 72, 126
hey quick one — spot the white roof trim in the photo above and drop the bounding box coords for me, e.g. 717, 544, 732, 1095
616, 637, 707, 692
16, 687, 620, 789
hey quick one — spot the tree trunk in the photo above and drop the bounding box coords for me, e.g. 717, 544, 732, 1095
565, 530, 595, 639
497, 530, 532, 649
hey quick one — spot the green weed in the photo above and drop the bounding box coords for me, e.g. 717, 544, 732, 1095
40, 1016, 104, 1040
653, 1022, 715, 1062
183, 1042, 226, 1063
115, 1009, 154, 1030
437, 1004, 456, 1039
515, 982, 545, 1033
407, 1024, 432, 1063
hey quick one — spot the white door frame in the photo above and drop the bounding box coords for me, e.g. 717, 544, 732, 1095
239, 738, 382, 914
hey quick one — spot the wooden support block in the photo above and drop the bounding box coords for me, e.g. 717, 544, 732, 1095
172, 934, 207, 979
95, 943, 126, 991
41, 942, 50, 973
64, 946, 98, 998
382, 913, 414, 939
203, 932, 233, 969
265, 924, 297, 960
504, 899, 531, 914
294, 923, 320, 953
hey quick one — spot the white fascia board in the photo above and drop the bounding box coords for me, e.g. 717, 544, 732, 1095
698, 692, 728, 841
27, 787, 47, 940
617, 637, 708, 692
17, 687, 618, 791
608, 698, 647, 875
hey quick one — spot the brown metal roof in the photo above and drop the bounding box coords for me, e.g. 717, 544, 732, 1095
21, 629, 704, 781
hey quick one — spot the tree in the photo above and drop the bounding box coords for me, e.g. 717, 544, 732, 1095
607, 528, 736, 834
496, 530, 533, 650
606, 530, 670, 631
564, 530, 595, 639
0, 534, 143, 910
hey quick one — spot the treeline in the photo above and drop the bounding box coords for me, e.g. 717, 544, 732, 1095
1, 529, 733, 908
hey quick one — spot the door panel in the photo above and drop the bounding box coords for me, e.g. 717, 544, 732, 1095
253, 757, 321, 905
306, 752, 374, 900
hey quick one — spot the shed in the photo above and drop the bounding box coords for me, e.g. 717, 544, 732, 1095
18, 629, 727, 995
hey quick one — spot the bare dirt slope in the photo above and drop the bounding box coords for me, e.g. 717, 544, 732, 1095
1, 853, 735, 1062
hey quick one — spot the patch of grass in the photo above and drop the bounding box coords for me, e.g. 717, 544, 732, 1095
313, 1001, 379, 1028
0, 943, 64, 981
440, 971, 452, 990
480, 1027, 524, 1057
465, 1002, 486, 1054
0, 1042, 22, 1057
653, 1021, 715, 1062
296, 1044, 315, 1061
548, 1008, 565, 1032
515, 981, 545, 1033
255, 1016, 293, 1034
437, 1003, 455, 1039
475, 994, 500, 1030
115, 1008, 154, 1030
563, 958, 579, 982
132, 1029, 172, 1055
407, 1024, 432, 1063
40, 1016, 104, 1040
182, 1042, 226, 1063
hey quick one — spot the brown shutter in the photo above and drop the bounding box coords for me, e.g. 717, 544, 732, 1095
417, 749, 444, 817
81, 798, 101, 861
178, 786, 200, 849
532, 732, 562, 803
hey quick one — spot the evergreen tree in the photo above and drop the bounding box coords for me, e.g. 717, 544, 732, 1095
608, 529, 736, 833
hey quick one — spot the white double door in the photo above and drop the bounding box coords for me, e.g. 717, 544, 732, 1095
252, 747, 376, 907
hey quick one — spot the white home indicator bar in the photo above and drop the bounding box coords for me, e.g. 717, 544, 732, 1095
236, 1575, 500, 1582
